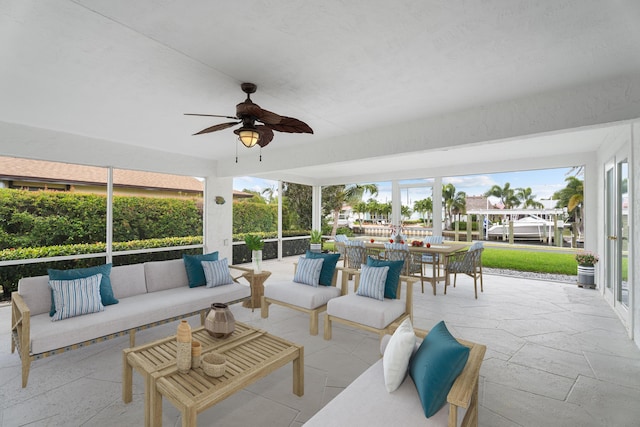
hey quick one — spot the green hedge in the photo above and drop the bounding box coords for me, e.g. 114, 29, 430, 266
233, 202, 277, 234
0, 188, 202, 249
0, 236, 202, 300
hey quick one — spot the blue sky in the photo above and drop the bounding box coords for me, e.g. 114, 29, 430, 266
234, 167, 579, 206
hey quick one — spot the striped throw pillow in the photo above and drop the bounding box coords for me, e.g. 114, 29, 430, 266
356, 264, 389, 301
293, 257, 324, 287
49, 273, 104, 321
201, 259, 234, 288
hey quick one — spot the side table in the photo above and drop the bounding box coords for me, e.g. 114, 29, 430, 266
242, 270, 271, 310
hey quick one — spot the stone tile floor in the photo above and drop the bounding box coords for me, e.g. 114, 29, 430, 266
1, 256, 639, 426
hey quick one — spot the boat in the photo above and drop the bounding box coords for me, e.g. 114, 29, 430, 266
486, 214, 564, 241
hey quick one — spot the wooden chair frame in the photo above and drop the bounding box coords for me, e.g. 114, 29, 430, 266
261, 266, 348, 335
324, 268, 418, 339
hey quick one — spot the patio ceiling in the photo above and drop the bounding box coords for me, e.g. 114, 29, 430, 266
1, 1, 640, 184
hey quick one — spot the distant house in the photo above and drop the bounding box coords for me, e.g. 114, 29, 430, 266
0, 156, 204, 199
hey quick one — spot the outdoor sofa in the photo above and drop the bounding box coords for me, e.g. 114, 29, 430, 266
11, 254, 254, 387
305, 322, 486, 427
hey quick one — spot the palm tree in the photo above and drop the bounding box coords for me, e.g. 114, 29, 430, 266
553, 176, 584, 232
442, 184, 466, 229
516, 187, 544, 209
484, 182, 519, 208
352, 200, 367, 225
401, 205, 412, 221
413, 197, 432, 226
323, 183, 378, 236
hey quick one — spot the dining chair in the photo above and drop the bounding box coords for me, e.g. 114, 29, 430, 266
382, 243, 421, 277
418, 235, 445, 292
344, 240, 366, 270
444, 241, 484, 299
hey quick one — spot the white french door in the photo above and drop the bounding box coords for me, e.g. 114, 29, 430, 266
603, 147, 631, 328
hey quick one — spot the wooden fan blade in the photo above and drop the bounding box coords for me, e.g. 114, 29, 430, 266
256, 125, 274, 147
254, 108, 283, 125
265, 116, 313, 134
185, 113, 238, 120
192, 121, 239, 135
237, 102, 283, 125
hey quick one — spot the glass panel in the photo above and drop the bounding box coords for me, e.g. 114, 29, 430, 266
605, 166, 615, 289
618, 160, 629, 308
111, 168, 204, 264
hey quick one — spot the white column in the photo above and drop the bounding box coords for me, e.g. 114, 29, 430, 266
432, 177, 443, 236
391, 181, 401, 235
312, 185, 322, 231
278, 180, 283, 260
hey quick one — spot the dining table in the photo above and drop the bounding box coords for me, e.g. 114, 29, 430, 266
363, 241, 469, 295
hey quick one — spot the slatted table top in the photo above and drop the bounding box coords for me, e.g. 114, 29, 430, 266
124, 322, 258, 374
148, 326, 304, 427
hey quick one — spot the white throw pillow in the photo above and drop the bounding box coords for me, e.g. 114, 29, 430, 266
201, 259, 234, 287
49, 273, 104, 321
293, 257, 324, 287
383, 318, 416, 392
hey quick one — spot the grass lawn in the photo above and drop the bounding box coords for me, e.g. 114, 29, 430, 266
482, 248, 577, 275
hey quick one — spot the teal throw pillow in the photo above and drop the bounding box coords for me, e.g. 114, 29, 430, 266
183, 252, 219, 287
305, 251, 340, 286
48, 263, 117, 317
409, 321, 470, 418
366, 256, 403, 299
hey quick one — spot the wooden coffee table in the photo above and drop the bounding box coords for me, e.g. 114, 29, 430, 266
123, 322, 303, 427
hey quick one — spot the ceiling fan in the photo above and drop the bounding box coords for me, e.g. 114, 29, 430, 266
185, 83, 313, 149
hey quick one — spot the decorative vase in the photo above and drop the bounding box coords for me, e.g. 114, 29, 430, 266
252, 250, 262, 273
205, 303, 235, 338
310, 243, 322, 253
176, 320, 192, 373
191, 340, 202, 369
577, 265, 596, 288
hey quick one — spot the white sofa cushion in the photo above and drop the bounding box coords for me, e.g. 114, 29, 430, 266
144, 259, 189, 292
28, 282, 250, 354
18, 275, 52, 316
264, 280, 341, 309
326, 293, 405, 330
110, 263, 147, 299
303, 357, 466, 427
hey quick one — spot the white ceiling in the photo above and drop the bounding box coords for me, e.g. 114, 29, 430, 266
1, 0, 640, 184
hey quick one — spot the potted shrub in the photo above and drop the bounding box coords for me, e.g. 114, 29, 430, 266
244, 234, 264, 273
576, 250, 598, 289
310, 230, 323, 253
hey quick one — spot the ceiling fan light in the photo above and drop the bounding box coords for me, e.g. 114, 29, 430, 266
236, 128, 260, 148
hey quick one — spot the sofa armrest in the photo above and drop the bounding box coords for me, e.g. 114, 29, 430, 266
11, 291, 32, 387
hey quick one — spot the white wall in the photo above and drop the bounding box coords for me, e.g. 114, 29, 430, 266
204, 177, 234, 261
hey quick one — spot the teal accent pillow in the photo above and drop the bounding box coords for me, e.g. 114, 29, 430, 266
366, 256, 403, 299
183, 252, 219, 287
409, 321, 470, 418
305, 251, 340, 286
48, 263, 117, 317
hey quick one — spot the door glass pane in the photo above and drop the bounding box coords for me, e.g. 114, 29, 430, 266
605, 167, 615, 289
618, 160, 629, 308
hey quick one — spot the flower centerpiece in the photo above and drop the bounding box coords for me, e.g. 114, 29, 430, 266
575, 251, 599, 267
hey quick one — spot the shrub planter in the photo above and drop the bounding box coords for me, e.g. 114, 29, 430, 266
577, 265, 596, 289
